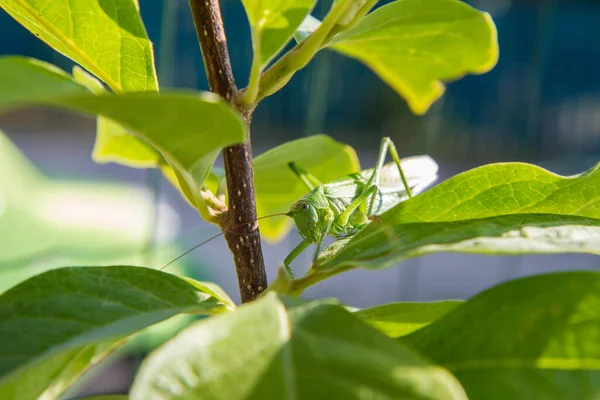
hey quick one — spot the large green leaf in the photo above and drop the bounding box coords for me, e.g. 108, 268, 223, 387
0, 0, 158, 92
254, 135, 360, 242
131, 293, 467, 400
242, 0, 316, 69
73, 66, 161, 168
0, 266, 234, 400
355, 300, 463, 338
281, 162, 600, 294
0, 57, 246, 211
404, 271, 600, 399
313, 0, 497, 114
1, 340, 122, 400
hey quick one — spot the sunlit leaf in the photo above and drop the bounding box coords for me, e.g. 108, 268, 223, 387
355, 300, 463, 338
0, 266, 234, 400
330, 0, 498, 114
242, 0, 316, 68
93, 115, 162, 168
131, 293, 467, 399
0, 0, 157, 92
296, 0, 498, 115
73, 66, 161, 168
404, 271, 600, 399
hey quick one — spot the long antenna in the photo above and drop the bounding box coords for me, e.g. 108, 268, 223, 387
160, 231, 224, 271
159, 213, 289, 271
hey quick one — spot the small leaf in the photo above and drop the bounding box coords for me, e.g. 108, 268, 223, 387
253, 135, 360, 242
73, 66, 161, 168
355, 300, 463, 338
0, 57, 246, 212
329, 0, 498, 114
242, 0, 316, 68
0, 0, 158, 92
0, 266, 234, 400
93, 115, 162, 168
131, 293, 467, 400
404, 271, 600, 399
72, 65, 107, 95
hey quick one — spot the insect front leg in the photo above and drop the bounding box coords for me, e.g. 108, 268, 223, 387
283, 239, 311, 277
312, 218, 333, 266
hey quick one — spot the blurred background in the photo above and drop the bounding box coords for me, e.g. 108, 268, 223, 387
1, 0, 599, 396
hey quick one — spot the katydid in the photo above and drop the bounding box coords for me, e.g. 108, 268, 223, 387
161, 137, 438, 274
282, 137, 438, 275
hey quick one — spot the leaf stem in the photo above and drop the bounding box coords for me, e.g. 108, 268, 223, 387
251, 0, 355, 102
188, 0, 267, 303
266, 265, 350, 297
240, 29, 262, 105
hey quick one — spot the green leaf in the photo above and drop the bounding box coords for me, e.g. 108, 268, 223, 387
404, 271, 600, 399
131, 293, 467, 400
285, 162, 600, 294
0, 0, 158, 92
0, 266, 234, 400
72, 396, 128, 400
322, 162, 600, 268
242, 0, 316, 68
1, 340, 123, 400
355, 300, 463, 338
254, 135, 360, 242
0, 57, 246, 212
73, 66, 161, 168
93, 113, 162, 168
328, 0, 498, 114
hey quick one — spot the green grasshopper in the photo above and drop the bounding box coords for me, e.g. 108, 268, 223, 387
161, 137, 438, 274
282, 137, 438, 275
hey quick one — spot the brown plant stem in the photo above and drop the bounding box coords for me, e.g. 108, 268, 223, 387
188, 0, 267, 303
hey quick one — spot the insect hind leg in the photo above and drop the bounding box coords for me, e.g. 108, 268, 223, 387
365, 137, 413, 215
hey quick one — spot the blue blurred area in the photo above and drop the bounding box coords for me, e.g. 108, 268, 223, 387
1, 0, 599, 159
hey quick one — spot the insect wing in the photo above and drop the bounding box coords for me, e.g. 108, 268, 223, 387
403, 155, 439, 195
377, 155, 439, 196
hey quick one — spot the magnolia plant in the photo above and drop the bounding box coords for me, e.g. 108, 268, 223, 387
0, 0, 599, 399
